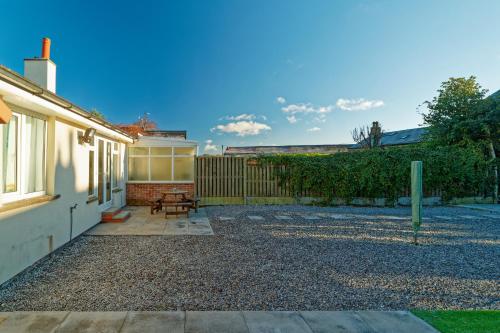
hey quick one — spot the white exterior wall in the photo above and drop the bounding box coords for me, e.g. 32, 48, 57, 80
0, 82, 131, 286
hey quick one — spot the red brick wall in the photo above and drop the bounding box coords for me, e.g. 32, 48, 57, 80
126, 183, 195, 205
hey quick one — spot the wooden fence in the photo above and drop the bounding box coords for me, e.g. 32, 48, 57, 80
194, 156, 488, 206
195, 156, 301, 205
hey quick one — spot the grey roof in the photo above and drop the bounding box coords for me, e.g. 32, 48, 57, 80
350, 127, 428, 149
488, 89, 500, 102
225, 144, 351, 156
143, 130, 187, 139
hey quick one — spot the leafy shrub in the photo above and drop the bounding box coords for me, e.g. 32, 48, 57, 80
258, 145, 494, 203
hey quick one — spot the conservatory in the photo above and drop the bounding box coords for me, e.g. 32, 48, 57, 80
126, 133, 198, 205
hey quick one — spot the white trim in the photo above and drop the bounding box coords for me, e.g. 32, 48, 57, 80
0, 80, 133, 143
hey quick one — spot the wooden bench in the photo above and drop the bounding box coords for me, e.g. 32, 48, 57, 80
163, 201, 191, 218
150, 199, 163, 215
180, 197, 200, 213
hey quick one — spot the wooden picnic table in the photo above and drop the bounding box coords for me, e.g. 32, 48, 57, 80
150, 190, 200, 217
161, 190, 189, 202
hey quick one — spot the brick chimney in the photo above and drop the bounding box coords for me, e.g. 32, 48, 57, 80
24, 38, 56, 93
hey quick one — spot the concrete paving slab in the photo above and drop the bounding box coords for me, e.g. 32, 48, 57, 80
121, 311, 184, 333
248, 216, 264, 220
243, 311, 312, 333
54, 311, 127, 333
185, 311, 248, 333
275, 215, 292, 220
86, 207, 213, 236
356, 311, 438, 333
374, 215, 408, 221
435, 215, 453, 220
301, 215, 320, 220
300, 311, 375, 333
0, 311, 69, 333
458, 215, 482, 220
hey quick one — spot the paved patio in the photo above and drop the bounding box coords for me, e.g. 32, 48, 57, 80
86, 207, 214, 236
0, 310, 438, 332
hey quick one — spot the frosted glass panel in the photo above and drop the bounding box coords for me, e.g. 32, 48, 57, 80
174, 147, 195, 156
151, 147, 172, 156
151, 157, 172, 181
1, 116, 18, 193
129, 147, 149, 155
173, 157, 194, 180
128, 157, 148, 181
23, 116, 46, 193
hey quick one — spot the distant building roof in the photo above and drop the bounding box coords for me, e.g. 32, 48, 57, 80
350, 127, 428, 149
488, 89, 500, 102
142, 130, 187, 139
224, 144, 350, 156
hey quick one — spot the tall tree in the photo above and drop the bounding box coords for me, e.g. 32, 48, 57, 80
134, 112, 157, 131
423, 76, 499, 200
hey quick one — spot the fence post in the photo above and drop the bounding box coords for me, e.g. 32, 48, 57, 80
243, 157, 248, 204
411, 161, 423, 244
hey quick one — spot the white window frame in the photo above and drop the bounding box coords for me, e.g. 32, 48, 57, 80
1, 111, 47, 203
127, 146, 196, 183
112, 142, 120, 189
88, 136, 98, 198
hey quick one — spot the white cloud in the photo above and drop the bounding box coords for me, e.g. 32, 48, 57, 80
286, 115, 298, 124
221, 113, 256, 121
204, 139, 218, 153
212, 121, 272, 137
335, 98, 384, 111
307, 127, 321, 132
313, 114, 327, 123
281, 103, 334, 115
276, 96, 286, 104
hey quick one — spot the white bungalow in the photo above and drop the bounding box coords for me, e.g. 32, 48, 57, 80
0, 38, 197, 285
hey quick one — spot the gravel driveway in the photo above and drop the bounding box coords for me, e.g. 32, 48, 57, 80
0, 205, 498, 311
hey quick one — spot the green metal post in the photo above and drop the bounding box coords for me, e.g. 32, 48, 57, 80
411, 161, 423, 244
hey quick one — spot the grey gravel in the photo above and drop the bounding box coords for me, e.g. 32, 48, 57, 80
0, 205, 499, 311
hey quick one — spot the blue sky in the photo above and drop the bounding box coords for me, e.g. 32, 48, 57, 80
1, 1, 499, 153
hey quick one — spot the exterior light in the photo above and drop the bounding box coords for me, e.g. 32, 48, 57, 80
78, 127, 96, 144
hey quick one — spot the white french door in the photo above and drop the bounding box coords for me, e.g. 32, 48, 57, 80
97, 138, 113, 210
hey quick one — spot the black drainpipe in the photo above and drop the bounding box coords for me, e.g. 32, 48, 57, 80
69, 204, 78, 241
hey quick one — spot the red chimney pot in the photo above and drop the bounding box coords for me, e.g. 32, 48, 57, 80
41, 37, 51, 59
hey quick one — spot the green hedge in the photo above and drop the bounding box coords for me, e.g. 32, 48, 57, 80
258, 145, 494, 203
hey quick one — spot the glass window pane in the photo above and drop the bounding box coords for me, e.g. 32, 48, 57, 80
129, 147, 149, 155
151, 147, 172, 155
174, 147, 195, 156
23, 116, 46, 193
173, 157, 194, 181
88, 150, 94, 196
1, 116, 18, 193
128, 157, 149, 181
106, 142, 111, 201
151, 157, 172, 181
113, 153, 119, 187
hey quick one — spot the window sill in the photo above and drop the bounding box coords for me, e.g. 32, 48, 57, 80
112, 188, 123, 193
86, 195, 99, 204
0, 194, 61, 214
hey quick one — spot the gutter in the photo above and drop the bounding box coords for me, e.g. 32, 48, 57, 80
0, 65, 133, 141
